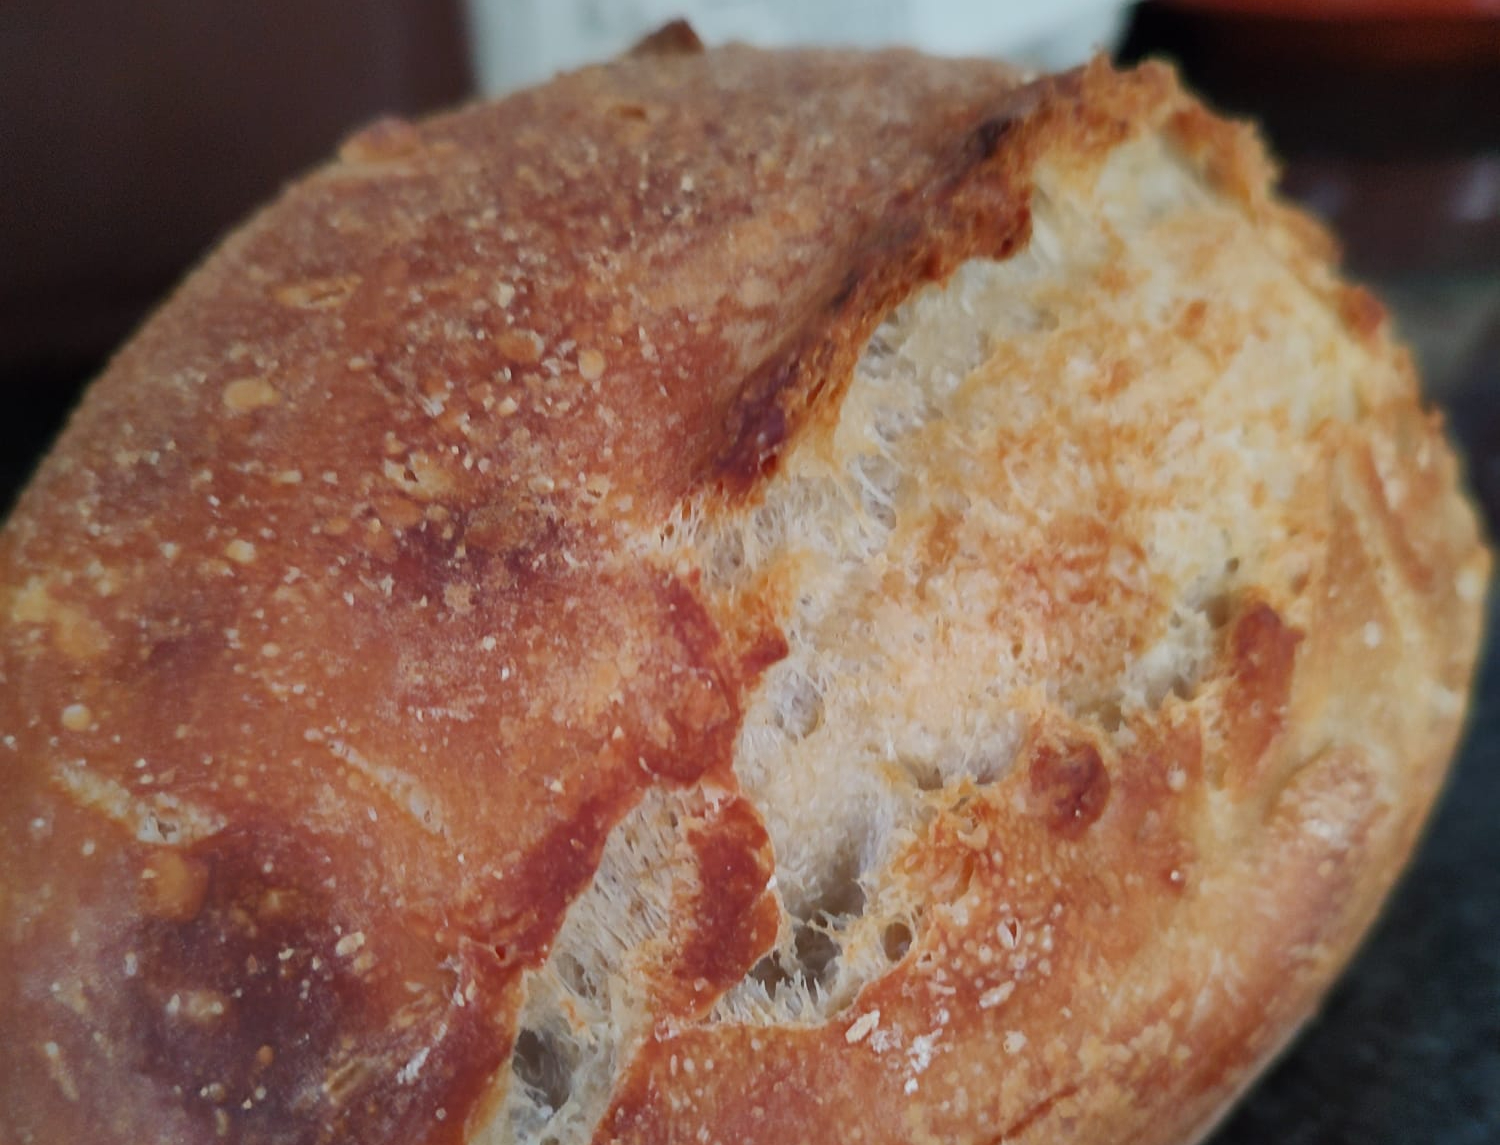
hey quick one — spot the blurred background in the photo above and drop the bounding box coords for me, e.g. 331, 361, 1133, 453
1, 3, 1495, 1141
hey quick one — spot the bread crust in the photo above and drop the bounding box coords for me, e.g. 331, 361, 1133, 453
0, 40, 1488, 1145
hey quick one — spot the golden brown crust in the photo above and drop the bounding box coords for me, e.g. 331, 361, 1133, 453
0, 43, 1489, 1145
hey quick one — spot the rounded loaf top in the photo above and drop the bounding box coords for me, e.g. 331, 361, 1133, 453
0, 27, 1490, 1145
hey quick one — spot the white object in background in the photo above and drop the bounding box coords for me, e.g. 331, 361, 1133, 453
463, 0, 1133, 96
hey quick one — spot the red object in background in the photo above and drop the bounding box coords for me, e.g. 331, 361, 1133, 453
1163, 0, 1500, 64
1170, 0, 1500, 13
0, 3, 473, 370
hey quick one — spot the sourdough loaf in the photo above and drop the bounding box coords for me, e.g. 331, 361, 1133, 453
0, 30, 1490, 1145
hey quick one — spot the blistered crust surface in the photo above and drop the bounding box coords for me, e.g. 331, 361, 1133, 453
599, 77, 1490, 1144
0, 41, 1489, 1145
0, 40, 1039, 1145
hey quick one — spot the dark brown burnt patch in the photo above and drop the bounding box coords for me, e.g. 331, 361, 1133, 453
1028, 739, 1112, 838
120, 824, 506, 1145
1218, 598, 1302, 790
665, 797, 780, 1019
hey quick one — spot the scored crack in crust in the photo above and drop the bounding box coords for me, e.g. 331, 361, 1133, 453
0, 29, 1490, 1145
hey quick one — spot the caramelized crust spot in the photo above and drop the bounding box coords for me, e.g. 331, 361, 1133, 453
1219, 599, 1303, 790
1027, 739, 1112, 839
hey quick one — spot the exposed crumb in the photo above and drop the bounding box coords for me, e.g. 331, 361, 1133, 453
1456, 564, 1486, 603
979, 982, 1016, 1009
907, 1032, 939, 1076
222, 377, 281, 412
335, 932, 366, 958
42, 1042, 79, 1103
998, 920, 1020, 950
498, 329, 544, 362
224, 540, 257, 565
398, 1045, 432, 1085
273, 275, 361, 311
579, 349, 607, 380
845, 1010, 881, 1044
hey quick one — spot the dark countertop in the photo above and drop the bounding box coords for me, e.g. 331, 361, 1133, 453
1214, 615, 1499, 1145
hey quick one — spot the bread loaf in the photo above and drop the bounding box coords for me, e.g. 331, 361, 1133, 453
0, 30, 1490, 1145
